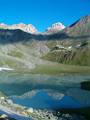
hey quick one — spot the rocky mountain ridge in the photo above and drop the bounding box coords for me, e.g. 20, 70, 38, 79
45, 22, 65, 34
0, 15, 90, 70
0, 23, 38, 33
0, 22, 65, 34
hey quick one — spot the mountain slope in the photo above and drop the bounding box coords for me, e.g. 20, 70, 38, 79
0, 15, 90, 71
42, 15, 90, 66
0, 23, 38, 33
45, 22, 65, 34
0, 29, 50, 70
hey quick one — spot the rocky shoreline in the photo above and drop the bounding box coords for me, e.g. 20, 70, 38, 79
0, 93, 87, 120
30, 109, 86, 120
0, 109, 86, 120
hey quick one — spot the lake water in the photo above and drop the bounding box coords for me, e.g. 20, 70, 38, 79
0, 71, 90, 109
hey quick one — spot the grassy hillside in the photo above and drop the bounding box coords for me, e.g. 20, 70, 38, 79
0, 91, 6, 97
31, 63, 90, 75
0, 16, 90, 72
42, 16, 90, 66
0, 39, 49, 70
43, 44, 90, 66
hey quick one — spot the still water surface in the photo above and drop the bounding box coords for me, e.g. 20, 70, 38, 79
0, 71, 90, 109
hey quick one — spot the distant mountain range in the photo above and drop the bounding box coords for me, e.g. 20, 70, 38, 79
0, 22, 65, 34
0, 15, 90, 71
0, 23, 38, 33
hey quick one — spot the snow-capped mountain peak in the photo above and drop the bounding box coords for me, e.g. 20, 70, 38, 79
45, 22, 65, 34
0, 23, 38, 33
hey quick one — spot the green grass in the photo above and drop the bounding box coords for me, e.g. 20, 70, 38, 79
0, 91, 7, 97
4, 59, 21, 68
0, 59, 27, 71
31, 63, 90, 75
42, 46, 90, 66
0, 27, 4, 29
8, 50, 24, 58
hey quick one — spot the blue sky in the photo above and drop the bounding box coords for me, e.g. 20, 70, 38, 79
0, 0, 90, 31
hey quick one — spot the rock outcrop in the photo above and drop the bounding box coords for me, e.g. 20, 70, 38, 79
45, 22, 65, 34
0, 23, 38, 33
